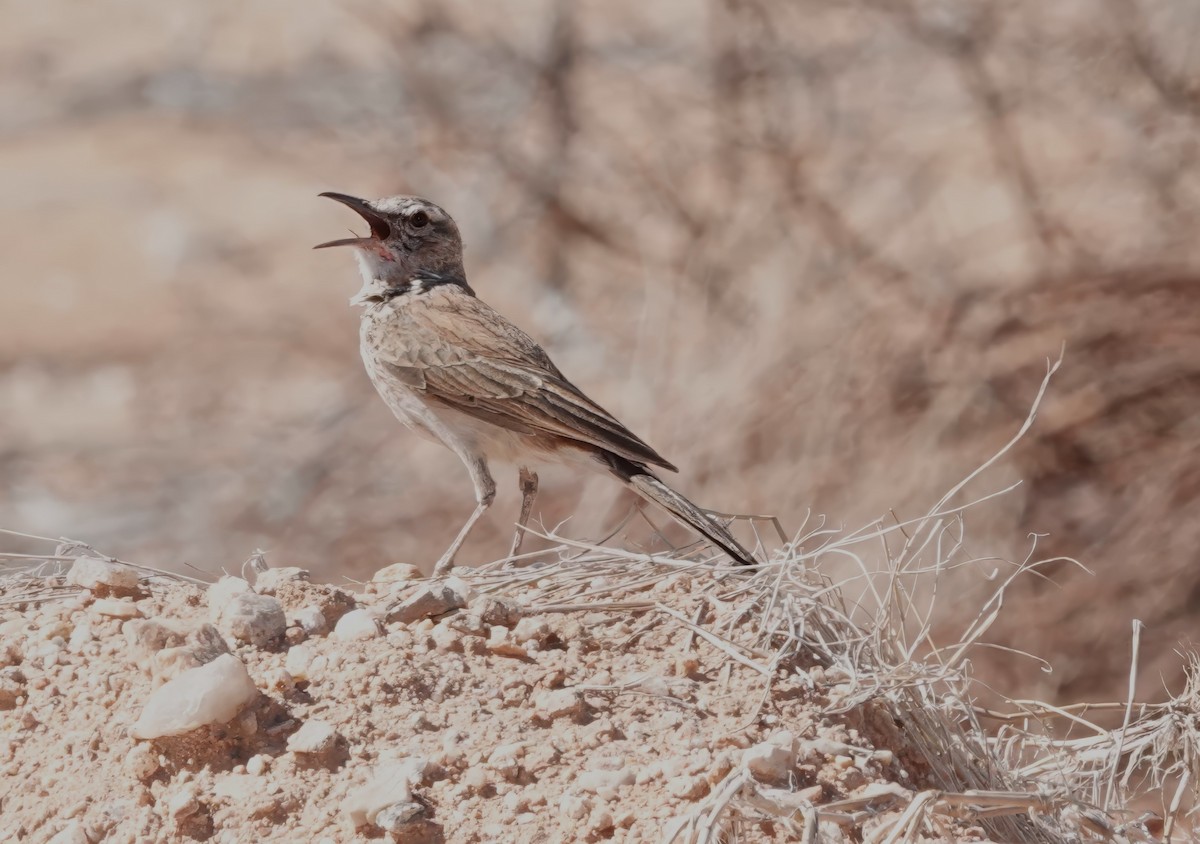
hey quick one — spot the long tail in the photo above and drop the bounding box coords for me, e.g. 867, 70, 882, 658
603, 454, 757, 566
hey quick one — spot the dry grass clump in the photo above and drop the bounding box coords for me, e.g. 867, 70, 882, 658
1, 360, 1195, 842
454, 358, 1195, 842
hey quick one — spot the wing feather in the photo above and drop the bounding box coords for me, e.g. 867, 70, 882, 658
371, 288, 677, 472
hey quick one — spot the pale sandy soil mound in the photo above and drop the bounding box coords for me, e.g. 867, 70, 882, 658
1, 510, 1187, 843
1, 556, 946, 843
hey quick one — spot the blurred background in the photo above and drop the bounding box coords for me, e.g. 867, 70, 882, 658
2, 0, 1199, 703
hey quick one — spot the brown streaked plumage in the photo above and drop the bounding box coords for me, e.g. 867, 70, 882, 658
317, 192, 757, 574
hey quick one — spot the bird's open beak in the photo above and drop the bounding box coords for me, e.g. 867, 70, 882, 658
314, 192, 391, 249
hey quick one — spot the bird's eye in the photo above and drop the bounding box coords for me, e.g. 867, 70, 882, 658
409, 210, 429, 228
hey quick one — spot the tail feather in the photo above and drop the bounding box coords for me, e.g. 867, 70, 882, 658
603, 454, 756, 566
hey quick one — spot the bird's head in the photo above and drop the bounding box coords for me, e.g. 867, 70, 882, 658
316, 193, 465, 299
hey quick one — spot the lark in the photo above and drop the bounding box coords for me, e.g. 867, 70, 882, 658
316, 192, 756, 574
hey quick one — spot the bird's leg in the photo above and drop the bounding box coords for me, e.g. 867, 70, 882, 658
433, 455, 496, 576
509, 466, 540, 558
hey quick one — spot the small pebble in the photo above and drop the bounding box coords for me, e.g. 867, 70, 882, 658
512, 617, 550, 644
293, 606, 327, 636
207, 576, 252, 620
375, 801, 423, 832
588, 807, 615, 832
743, 741, 793, 783
284, 645, 314, 680
372, 563, 423, 584
66, 558, 139, 594
533, 688, 584, 720
246, 754, 270, 776
666, 774, 709, 800
125, 743, 160, 780
430, 622, 460, 652
469, 596, 519, 627
576, 769, 634, 793
343, 760, 420, 827
46, 820, 89, 844
332, 610, 380, 642
90, 599, 142, 619
132, 654, 259, 739
486, 626, 528, 657
169, 785, 199, 819
387, 583, 468, 625
253, 567, 310, 595
287, 719, 343, 755
461, 765, 489, 792
559, 794, 591, 821
487, 742, 526, 781
217, 593, 287, 648
67, 622, 94, 653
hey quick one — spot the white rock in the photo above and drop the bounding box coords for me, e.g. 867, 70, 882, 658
487, 742, 526, 780
287, 719, 342, 754
576, 769, 634, 793
818, 820, 850, 842
46, 820, 89, 844
375, 801, 423, 832
332, 609, 380, 642
344, 760, 424, 826
743, 741, 793, 782
469, 595, 519, 626
131, 653, 259, 739
169, 785, 199, 819
213, 773, 257, 801
387, 583, 468, 624
512, 617, 550, 644
533, 688, 584, 720
284, 645, 315, 680
125, 742, 160, 780
447, 612, 488, 637
588, 807, 615, 833
372, 563, 423, 584
798, 784, 825, 803
461, 765, 490, 791
91, 598, 142, 619
246, 754, 270, 776
559, 794, 591, 820
293, 606, 327, 636
68, 621, 94, 653
216, 593, 287, 647
666, 774, 709, 799
442, 575, 475, 602
36, 617, 70, 641
207, 576, 252, 620
253, 566, 310, 595
767, 729, 797, 748
485, 626, 528, 657
67, 557, 139, 593
430, 622, 460, 652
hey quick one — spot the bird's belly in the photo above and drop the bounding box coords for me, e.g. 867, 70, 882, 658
430, 407, 565, 464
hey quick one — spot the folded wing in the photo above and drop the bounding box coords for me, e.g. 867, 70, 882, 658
371, 288, 679, 473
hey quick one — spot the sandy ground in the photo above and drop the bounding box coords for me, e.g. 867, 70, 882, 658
0, 554, 995, 844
